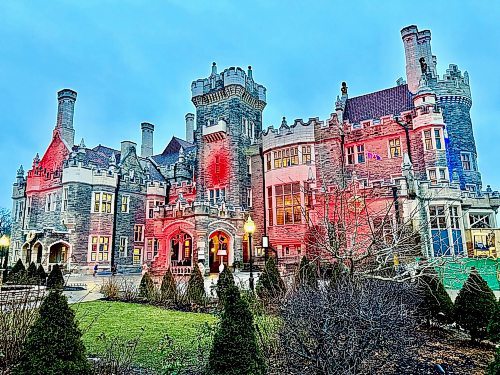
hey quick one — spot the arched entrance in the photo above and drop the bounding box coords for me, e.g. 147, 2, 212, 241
169, 232, 193, 267
33, 242, 43, 264
48, 241, 69, 267
21, 243, 32, 264
208, 230, 231, 273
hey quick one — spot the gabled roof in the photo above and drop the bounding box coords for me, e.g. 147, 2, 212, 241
343, 84, 414, 123
161, 136, 195, 155
152, 136, 196, 167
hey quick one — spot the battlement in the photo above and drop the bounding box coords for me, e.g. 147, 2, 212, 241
262, 117, 319, 152
191, 63, 266, 103
62, 163, 118, 187
57, 89, 77, 101
432, 64, 471, 100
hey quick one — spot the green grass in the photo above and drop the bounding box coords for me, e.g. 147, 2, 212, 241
74, 301, 216, 370
436, 258, 500, 291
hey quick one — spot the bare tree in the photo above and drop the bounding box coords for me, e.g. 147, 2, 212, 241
269, 277, 422, 375
0, 208, 11, 237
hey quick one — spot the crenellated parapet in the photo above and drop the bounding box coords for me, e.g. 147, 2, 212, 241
262, 117, 320, 152
62, 163, 118, 187
191, 63, 266, 109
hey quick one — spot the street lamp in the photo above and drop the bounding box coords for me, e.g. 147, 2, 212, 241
244, 216, 256, 292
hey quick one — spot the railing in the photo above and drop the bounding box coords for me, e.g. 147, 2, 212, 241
171, 266, 193, 276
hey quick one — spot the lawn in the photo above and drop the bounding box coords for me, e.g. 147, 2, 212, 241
74, 301, 216, 370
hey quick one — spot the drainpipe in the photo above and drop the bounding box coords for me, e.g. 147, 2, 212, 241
395, 117, 412, 163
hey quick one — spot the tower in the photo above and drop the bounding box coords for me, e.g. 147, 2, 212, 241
191, 63, 266, 209
401, 25, 481, 191
141, 122, 154, 157
54, 89, 77, 147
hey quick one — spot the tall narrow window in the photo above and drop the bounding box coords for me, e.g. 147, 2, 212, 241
389, 138, 401, 158
302, 146, 311, 164
62, 188, 69, 212
275, 183, 302, 225
434, 129, 442, 149
266, 153, 272, 171
461, 153, 471, 171
119, 236, 128, 257
347, 146, 355, 165
424, 130, 433, 150
274, 151, 282, 169
121, 195, 130, 213
94, 192, 101, 212
134, 225, 144, 242
428, 169, 437, 184
283, 148, 290, 167
291, 147, 299, 165
267, 187, 273, 226
357, 144, 365, 164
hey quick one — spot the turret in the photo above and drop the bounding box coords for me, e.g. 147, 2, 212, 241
54, 89, 77, 147
141, 122, 154, 157
185, 113, 194, 144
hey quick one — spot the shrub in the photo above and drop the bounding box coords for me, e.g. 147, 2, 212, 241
216, 266, 235, 306
187, 263, 206, 306
160, 268, 177, 304
138, 272, 155, 301
488, 301, 500, 343
488, 347, 500, 375
12, 290, 91, 375
256, 257, 285, 300
208, 285, 266, 375
26, 262, 38, 284
8, 259, 26, 284
296, 256, 318, 289
454, 268, 497, 342
36, 264, 47, 286
100, 277, 120, 300
419, 273, 454, 325
46, 264, 65, 289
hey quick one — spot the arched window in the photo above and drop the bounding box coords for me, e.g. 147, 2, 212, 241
170, 232, 192, 266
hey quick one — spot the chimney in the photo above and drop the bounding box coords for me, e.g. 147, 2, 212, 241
54, 89, 77, 146
185, 113, 195, 144
121, 141, 137, 159
141, 122, 154, 157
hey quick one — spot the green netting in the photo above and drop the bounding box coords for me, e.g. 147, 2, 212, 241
435, 258, 500, 291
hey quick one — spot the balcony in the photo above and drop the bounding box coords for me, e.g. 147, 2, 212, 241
203, 119, 227, 142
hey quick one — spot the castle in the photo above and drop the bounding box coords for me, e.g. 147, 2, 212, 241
9, 25, 500, 274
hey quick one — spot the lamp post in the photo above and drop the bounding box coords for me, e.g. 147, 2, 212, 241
0, 235, 10, 285
244, 216, 256, 292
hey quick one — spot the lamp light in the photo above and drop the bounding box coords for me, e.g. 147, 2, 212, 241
244, 216, 256, 234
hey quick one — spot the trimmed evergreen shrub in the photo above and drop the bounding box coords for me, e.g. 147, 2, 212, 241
208, 285, 266, 375
8, 259, 26, 283
256, 257, 285, 299
488, 347, 500, 375
216, 266, 235, 305
12, 290, 91, 375
187, 263, 206, 305
296, 256, 318, 289
26, 262, 38, 284
419, 273, 454, 325
160, 268, 177, 303
454, 268, 497, 341
139, 272, 155, 300
37, 264, 47, 286
46, 264, 65, 289
488, 301, 500, 343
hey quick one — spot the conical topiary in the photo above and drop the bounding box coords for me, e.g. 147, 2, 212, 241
187, 263, 206, 305
256, 257, 285, 299
208, 284, 266, 375
296, 256, 318, 289
160, 268, 177, 303
8, 259, 26, 283
46, 264, 65, 289
12, 290, 91, 375
27, 262, 38, 284
216, 266, 235, 306
139, 272, 155, 300
488, 301, 500, 343
419, 273, 454, 325
37, 264, 47, 286
454, 268, 497, 342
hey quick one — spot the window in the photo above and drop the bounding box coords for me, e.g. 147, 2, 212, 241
275, 183, 301, 225
267, 187, 273, 226
215, 156, 220, 175
347, 146, 355, 165
439, 168, 446, 180
465, 184, 476, 193
247, 188, 253, 208
15, 201, 24, 221
119, 236, 128, 257
429, 205, 447, 230
434, 129, 442, 150
62, 188, 69, 212
283, 148, 290, 167
450, 206, 460, 229
266, 153, 271, 171
90, 236, 110, 262
171, 232, 192, 266
146, 238, 158, 261
470, 213, 491, 228
133, 248, 142, 265
274, 151, 282, 169
424, 130, 433, 150
121, 195, 130, 213
373, 217, 394, 245
356, 145, 365, 163
243, 118, 248, 137
389, 138, 401, 158
27, 196, 32, 215
45, 192, 56, 212
134, 225, 144, 242
291, 147, 299, 165
93, 192, 113, 213
428, 169, 437, 184
147, 200, 161, 219
247, 157, 252, 175
208, 188, 226, 205
461, 153, 471, 171
302, 146, 311, 164
428, 168, 446, 183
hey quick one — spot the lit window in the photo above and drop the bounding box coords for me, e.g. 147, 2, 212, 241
93, 192, 113, 213
290, 147, 299, 165
274, 151, 282, 169
275, 182, 302, 225
267, 187, 273, 227
424, 130, 433, 150
266, 153, 272, 171
134, 225, 144, 242
133, 248, 142, 265
302, 146, 311, 164
121, 195, 130, 213
90, 236, 110, 262
283, 148, 290, 167
389, 138, 401, 158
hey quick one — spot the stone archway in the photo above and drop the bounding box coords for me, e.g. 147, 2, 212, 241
21, 243, 32, 265
48, 241, 69, 267
169, 231, 193, 267
208, 230, 232, 274
33, 242, 43, 264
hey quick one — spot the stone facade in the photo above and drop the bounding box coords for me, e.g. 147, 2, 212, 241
8, 26, 500, 274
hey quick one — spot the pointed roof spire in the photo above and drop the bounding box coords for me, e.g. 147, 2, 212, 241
79, 138, 86, 148
17, 165, 24, 177
109, 151, 116, 166
247, 65, 253, 79
33, 153, 40, 166
211, 62, 217, 75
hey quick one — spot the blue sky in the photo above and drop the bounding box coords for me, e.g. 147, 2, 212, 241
0, 0, 499, 209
